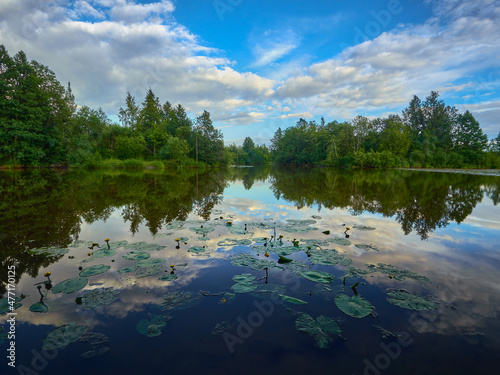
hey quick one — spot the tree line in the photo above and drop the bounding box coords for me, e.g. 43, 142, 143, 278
265, 91, 500, 168
0, 46, 227, 168
2, 45, 499, 169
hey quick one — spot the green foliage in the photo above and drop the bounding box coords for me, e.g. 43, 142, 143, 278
122, 159, 145, 169
114, 134, 146, 160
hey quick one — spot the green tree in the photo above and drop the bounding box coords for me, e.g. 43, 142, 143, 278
453, 110, 488, 165
118, 91, 139, 130
194, 110, 224, 165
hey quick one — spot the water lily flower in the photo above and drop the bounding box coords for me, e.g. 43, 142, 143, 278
226, 221, 232, 225
44, 272, 51, 277
105, 238, 110, 242
264, 252, 270, 257
175, 238, 180, 242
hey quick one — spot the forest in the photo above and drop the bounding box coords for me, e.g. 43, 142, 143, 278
1, 45, 499, 169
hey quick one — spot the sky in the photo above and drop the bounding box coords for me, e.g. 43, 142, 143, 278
0, 0, 499, 145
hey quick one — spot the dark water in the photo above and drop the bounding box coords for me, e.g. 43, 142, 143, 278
1, 167, 500, 375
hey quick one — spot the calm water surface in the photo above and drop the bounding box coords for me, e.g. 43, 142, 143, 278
1, 167, 500, 375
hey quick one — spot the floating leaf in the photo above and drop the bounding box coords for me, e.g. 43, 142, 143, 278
308, 248, 352, 266
229, 253, 275, 270
79, 264, 110, 277
158, 274, 178, 281
126, 242, 167, 251
52, 276, 88, 294
355, 244, 380, 252
232, 273, 256, 283
295, 313, 341, 348
343, 266, 373, 279
231, 282, 258, 293
367, 264, 430, 282
136, 314, 171, 337
0, 296, 25, 314
82, 288, 119, 309
300, 270, 335, 284
161, 291, 201, 311
188, 246, 208, 254
93, 249, 117, 258
218, 238, 252, 247
137, 258, 165, 267
280, 294, 308, 305
136, 265, 162, 278
42, 323, 87, 350
335, 294, 373, 318
228, 226, 251, 235
28, 246, 69, 257
386, 289, 437, 310
329, 237, 351, 246
198, 236, 211, 241
123, 251, 150, 260
117, 265, 139, 273
352, 224, 376, 231
189, 226, 215, 234
29, 302, 49, 313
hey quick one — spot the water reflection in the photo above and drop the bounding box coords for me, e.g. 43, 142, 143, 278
0, 167, 499, 294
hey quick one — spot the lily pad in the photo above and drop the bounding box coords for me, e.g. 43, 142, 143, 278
218, 238, 252, 247
295, 313, 341, 348
229, 253, 275, 270
93, 249, 117, 258
300, 270, 335, 284
52, 276, 88, 294
308, 248, 352, 266
136, 258, 166, 267
231, 282, 258, 293
79, 264, 110, 277
329, 237, 351, 246
126, 241, 167, 251
158, 274, 178, 281
189, 226, 215, 234
198, 236, 211, 241
228, 226, 251, 235
386, 289, 437, 311
28, 246, 69, 257
232, 273, 256, 283
123, 251, 150, 260
136, 265, 162, 278
335, 294, 373, 318
82, 288, 119, 309
355, 244, 380, 252
42, 323, 87, 350
366, 264, 430, 282
0, 296, 25, 314
136, 314, 171, 337
108, 240, 129, 249
280, 294, 308, 305
117, 265, 139, 273
29, 302, 49, 313
352, 224, 376, 231
188, 246, 208, 254
161, 291, 201, 311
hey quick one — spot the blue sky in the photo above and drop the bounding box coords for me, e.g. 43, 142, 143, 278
1, 0, 499, 145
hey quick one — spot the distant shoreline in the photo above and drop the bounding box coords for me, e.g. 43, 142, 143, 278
400, 168, 500, 176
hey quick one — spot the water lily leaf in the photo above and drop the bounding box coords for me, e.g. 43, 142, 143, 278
366, 264, 430, 282
218, 238, 252, 247
329, 237, 351, 246
28, 246, 69, 257
0, 296, 25, 314
117, 265, 139, 273
300, 270, 335, 283
352, 224, 376, 231
79, 264, 110, 277
108, 240, 128, 249
386, 289, 437, 310
280, 294, 308, 305
335, 294, 373, 318
81, 288, 119, 310
136, 258, 166, 267
295, 313, 341, 348
355, 244, 380, 252
52, 276, 88, 294
29, 302, 49, 313
136, 314, 171, 337
232, 273, 256, 283
123, 251, 150, 260
308, 248, 352, 266
126, 241, 167, 251
189, 226, 215, 234
198, 236, 211, 241
228, 226, 251, 235
161, 291, 201, 311
136, 265, 162, 278
158, 274, 178, 281
93, 249, 117, 258
229, 253, 275, 270
42, 323, 87, 350
188, 246, 208, 254
231, 282, 258, 293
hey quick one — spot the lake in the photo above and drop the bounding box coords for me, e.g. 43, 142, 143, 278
1, 167, 500, 375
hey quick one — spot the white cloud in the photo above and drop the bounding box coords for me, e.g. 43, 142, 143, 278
250, 29, 300, 67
